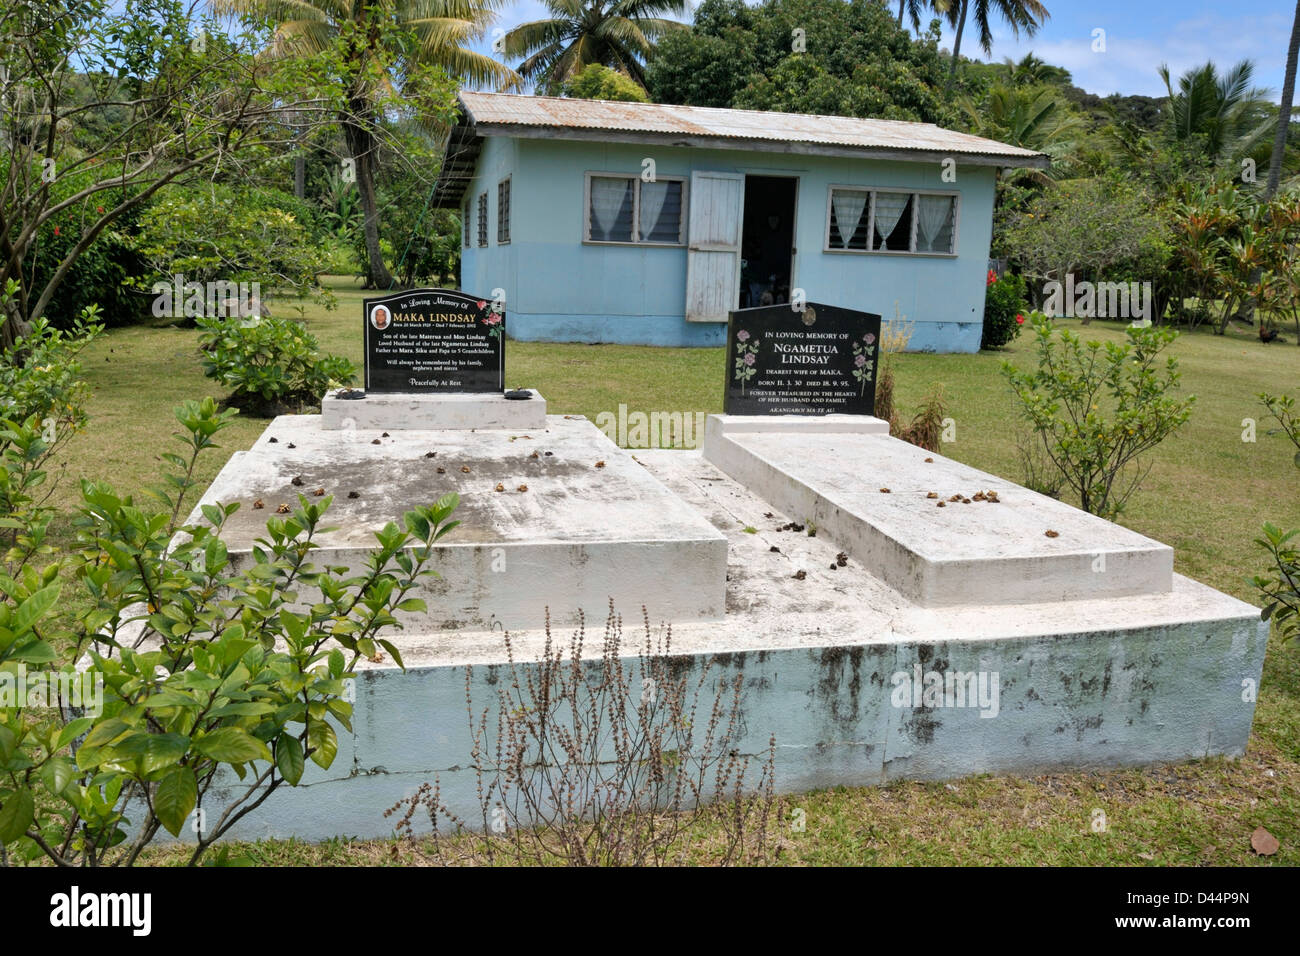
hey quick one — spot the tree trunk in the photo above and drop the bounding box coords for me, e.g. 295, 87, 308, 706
1267, 0, 1300, 199
897, 0, 904, 25
342, 101, 393, 291
294, 155, 305, 201
944, 0, 969, 96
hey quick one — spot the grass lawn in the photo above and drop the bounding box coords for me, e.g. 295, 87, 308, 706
51, 277, 1300, 865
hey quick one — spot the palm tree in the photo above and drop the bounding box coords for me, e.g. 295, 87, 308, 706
1002, 52, 1069, 87
896, 0, 932, 32
502, 0, 689, 95
1159, 60, 1274, 168
1267, 0, 1300, 198
942, 0, 1051, 95
963, 83, 1079, 182
215, 0, 516, 289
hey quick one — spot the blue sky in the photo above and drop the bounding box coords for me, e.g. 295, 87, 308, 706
476, 0, 1297, 100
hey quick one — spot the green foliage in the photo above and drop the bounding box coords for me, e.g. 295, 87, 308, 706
1253, 394, 1300, 644
981, 270, 1027, 349
648, 0, 954, 124
16, 164, 151, 330
564, 63, 651, 102
0, 280, 102, 467
502, 0, 685, 93
1254, 524, 1300, 645
196, 316, 356, 414
1001, 175, 1170, 296
1002, 317, 1195, 520
137, 184, 332, 306
0, 399, 460, 865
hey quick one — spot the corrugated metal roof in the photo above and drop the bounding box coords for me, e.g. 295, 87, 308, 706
458, 91, 1048, 166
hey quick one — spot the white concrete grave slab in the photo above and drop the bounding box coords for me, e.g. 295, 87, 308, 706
146, 396, 1264, 844
195, 414, 727, 629
702, 414, 1173, 607
178, 445, 1264, 843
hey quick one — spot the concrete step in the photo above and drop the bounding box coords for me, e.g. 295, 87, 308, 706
702, 414, 1173, 607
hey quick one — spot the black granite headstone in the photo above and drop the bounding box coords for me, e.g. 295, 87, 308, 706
362, 288, 504, 393
724, 302, 882, 416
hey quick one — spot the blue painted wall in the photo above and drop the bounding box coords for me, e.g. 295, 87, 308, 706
459, 136, 996, 352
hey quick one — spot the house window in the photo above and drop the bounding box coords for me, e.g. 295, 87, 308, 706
464, 201, 471, 247
477, 192, 487, 247
826, 187, 957, 255
497, 178, 511, 244
585, 174, 685, 245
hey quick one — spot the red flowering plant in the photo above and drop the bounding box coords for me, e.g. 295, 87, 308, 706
981, 272, 1028, 350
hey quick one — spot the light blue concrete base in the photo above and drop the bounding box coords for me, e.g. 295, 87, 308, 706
154, 441, 1265, 844
506, 313, 982, 352
178, 611, 1264, 843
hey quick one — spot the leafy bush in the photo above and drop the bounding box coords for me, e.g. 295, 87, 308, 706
1002, 317, 1195, 519
981, 269, 1027, 349
0, 400, 459, 865
196, 316, 356, 415
18, 167, 150, 329
1254, 524, 1300, 645
137, 184, 333, 308
0, 280, 102, 464
1254, 393, 1300, 645
564, 64, 650, 102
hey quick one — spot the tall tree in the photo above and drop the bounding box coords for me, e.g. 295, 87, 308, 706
0, 0, 331, 346
215, 0, 516, 289
502, 0, 689, 94
1159, 60, 1274, 169
896, 0, 932, 32
1267, 0, 1300, 198
942, 0, 1050, 94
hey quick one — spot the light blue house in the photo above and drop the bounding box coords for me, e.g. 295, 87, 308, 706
432, 93, 1047, 352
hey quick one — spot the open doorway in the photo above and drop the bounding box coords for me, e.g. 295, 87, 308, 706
739, 176, 797, 308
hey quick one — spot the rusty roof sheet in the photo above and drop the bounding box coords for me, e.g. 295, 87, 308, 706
458, 91, 1047, 166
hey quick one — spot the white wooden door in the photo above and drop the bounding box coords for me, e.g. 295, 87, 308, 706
684, 171, 744, 322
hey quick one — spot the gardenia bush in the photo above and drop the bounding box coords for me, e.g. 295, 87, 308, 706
0, 399, 458, 866
1002, 316, 1195, 519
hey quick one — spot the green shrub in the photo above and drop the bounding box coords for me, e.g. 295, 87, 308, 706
0, 280, 102, 462
0, 401, 459, 865
196, 315, 356, 415
1002, 316, 1195, 519
564, 64, 650, 102
1254, 393, 1300, 645
18, 169, 150, 329
981, 270, 1027, 349
137, 184, 332, 309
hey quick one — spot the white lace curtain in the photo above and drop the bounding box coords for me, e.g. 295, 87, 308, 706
873, 192, 910, 248
638, 180, 671, 241
916, 195, 953, 252
591, 177, 631, 240
831, 190, 868, 248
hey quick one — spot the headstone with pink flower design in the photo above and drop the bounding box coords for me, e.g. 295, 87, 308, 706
724, 302, 881, 416
362, 288, 505, 393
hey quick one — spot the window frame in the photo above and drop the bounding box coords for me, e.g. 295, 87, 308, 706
497, 177, 511, 245
476, 191, 488, 248
582, 172, 688, 247
823, 185, 960, 257
463, 200, 471, 248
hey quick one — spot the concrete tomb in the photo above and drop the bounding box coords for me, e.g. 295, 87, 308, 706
182, 294, 1265, 840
